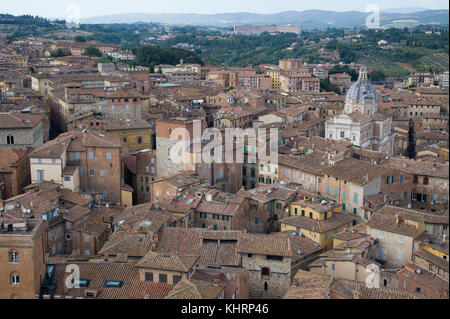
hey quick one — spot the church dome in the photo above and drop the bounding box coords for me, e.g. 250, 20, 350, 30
346, 66, 378, 103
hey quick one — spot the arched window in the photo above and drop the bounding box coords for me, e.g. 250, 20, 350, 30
6, 134, 14, 145
264, 282, 268, 291
10, 273, 20, 286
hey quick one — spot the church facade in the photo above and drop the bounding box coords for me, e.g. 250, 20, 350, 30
325, 66, 394, 155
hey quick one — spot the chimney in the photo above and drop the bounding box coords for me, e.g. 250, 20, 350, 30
395, 214, 400, 224
364, 174, 369, 183
383, 194, 389, 203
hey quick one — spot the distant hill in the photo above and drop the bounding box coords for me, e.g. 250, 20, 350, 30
81, 9, 449, 29
382, 7, 429, 14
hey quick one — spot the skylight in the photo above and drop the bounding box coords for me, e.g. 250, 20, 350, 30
104, 280, 123, 288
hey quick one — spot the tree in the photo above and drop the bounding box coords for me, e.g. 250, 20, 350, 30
320, 78, 341, 95
51, 49, 68, 57
329, 64, 358, 81
74, 36, 86, 42
135, 45, 203, 69
406, 118, 416, 160
369, 70, 386, 82
83, 47, 102, 57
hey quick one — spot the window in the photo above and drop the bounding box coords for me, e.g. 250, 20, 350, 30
106, 152, 111, 159
255, 217, 259, 224
100, 170, 105, 177
326, 184, 330, 193
9, 251, 18, 263
79, 168, 83, 177
159, 274, 168, 284
423, 177, 429, 185
397, 250, 403, 261
37, 170, 44, 182
261, 267, 270, 277
10, 274, 20, 286
173, 275, 182, 285
6, 134, 15, 145
66, 222, 71, 230
85, 250, 90, 256
88, 152, 94, 159
267, 255, 283, 261
138, 136, 142, 144
380, 232, 384, 239
398, 236, 403, 243
74, 279, 90, 288
145, 272, 153, 282
340, 131, 345, 138
353, 193, 358, 203
331, 263, 335, 271
84, 235, 90, 243
400, 175, 404, 182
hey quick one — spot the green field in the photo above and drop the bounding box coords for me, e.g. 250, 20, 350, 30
420, 52, 449, 72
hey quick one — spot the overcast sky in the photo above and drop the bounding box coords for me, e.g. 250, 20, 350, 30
1, 0, 448, 18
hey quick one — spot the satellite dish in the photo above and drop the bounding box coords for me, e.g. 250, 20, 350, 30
416, 268, 422, 274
